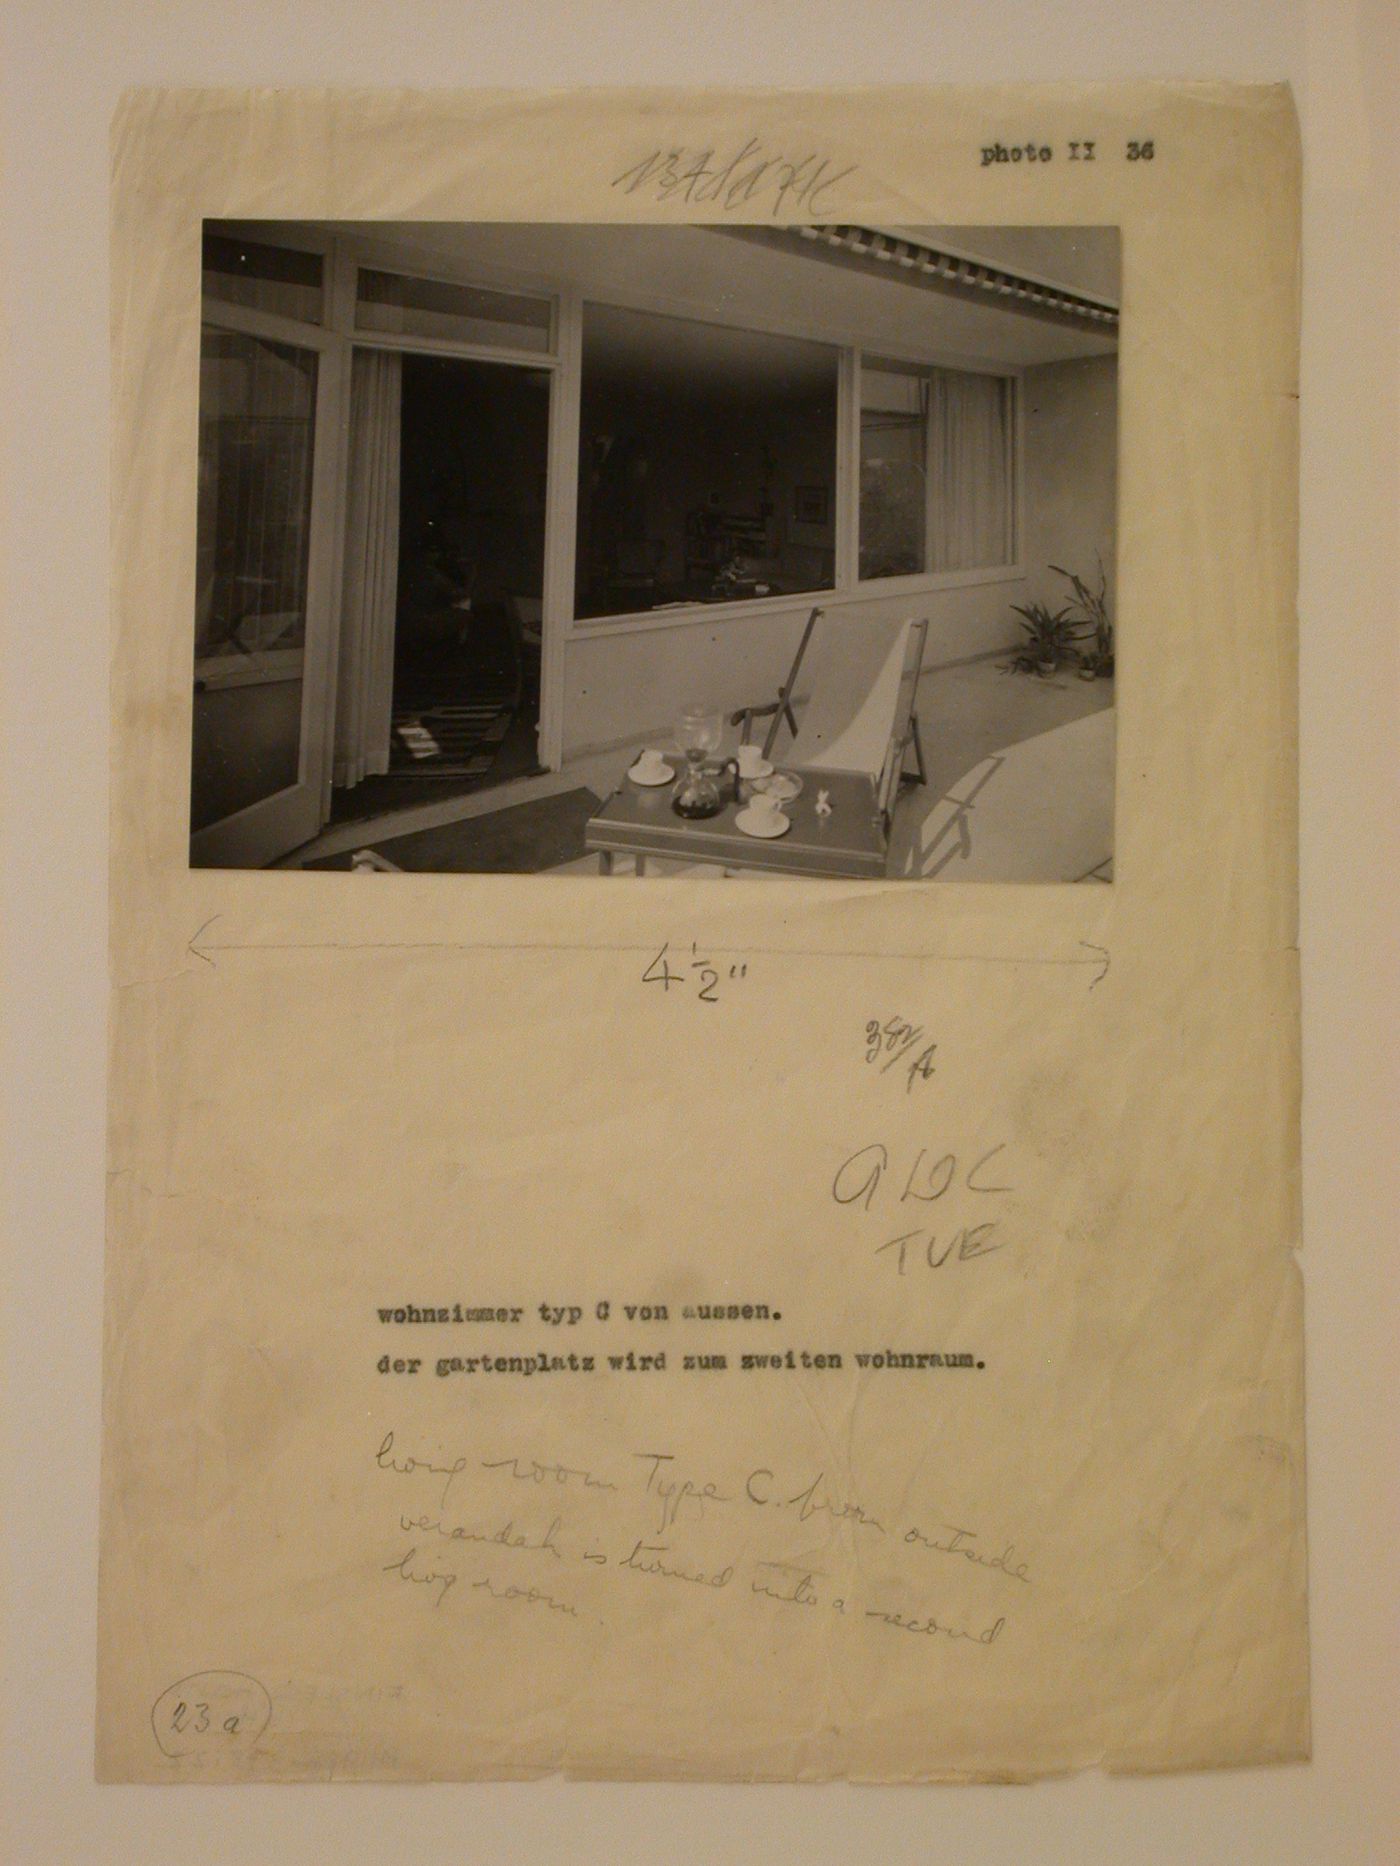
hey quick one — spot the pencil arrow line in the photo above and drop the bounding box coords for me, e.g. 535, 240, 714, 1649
184, 919, 1109, 986
1080, 941, 1111, 988
187, 914, 222, 966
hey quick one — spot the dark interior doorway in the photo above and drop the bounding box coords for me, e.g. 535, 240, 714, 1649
335, 351, 549, 820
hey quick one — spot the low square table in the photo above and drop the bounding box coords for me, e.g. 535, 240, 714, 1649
585, 765, 888, 879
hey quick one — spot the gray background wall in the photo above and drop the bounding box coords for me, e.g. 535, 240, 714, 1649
1021, 354, 1119, 617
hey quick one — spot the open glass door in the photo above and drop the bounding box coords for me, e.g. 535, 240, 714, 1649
190, 321, 339, 868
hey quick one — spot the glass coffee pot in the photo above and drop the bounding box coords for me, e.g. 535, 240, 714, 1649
671, 702, 736, 819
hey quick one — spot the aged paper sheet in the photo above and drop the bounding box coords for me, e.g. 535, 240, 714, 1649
99, 83, 1305, 1781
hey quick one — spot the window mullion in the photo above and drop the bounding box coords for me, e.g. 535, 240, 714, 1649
839, 348, 860, 590
924, 370, 937, 576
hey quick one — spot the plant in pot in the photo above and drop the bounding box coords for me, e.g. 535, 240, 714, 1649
1007, 600, 1086, 677
1050, 557, 1114, 678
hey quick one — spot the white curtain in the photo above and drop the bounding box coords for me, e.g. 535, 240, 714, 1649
334, 348, 401, 787
927, 369, 1014, 571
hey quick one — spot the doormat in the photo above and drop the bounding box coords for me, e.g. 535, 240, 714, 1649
304, 788, 601, 874
389, 700, 515, 776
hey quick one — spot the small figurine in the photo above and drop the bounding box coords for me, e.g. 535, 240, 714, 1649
815, 788, 832, 817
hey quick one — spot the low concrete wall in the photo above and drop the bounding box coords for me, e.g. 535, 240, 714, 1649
559, 575, 1024, 755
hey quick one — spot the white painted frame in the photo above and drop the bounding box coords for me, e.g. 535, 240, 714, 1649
189, 293, 350, 870
333, 237, 568, 769
539, 286, 583, 769
202, 227, 571, 800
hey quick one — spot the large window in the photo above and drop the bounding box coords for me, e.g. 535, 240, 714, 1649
860, 360, 1015, 579
576, 304, 839, 620
574, 313, 1015, 619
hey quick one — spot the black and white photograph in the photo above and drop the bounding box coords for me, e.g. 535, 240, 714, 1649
191, 221, 1119, 879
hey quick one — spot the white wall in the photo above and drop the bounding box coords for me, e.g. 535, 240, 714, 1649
561, 575, 1024, 753
1020, 354, 1119, 615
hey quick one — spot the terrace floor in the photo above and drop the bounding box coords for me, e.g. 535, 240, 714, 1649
283, 653, 1116, 884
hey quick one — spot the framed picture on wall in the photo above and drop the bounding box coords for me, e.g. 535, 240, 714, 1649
793, 483, 829, 525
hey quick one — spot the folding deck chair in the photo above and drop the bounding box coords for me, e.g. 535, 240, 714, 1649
732, 607, 929, 832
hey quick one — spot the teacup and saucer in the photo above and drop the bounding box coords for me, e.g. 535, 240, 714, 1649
736, 789, 791, 839
628, 747, 675, 786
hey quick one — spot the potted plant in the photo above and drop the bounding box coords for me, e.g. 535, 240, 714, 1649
1007, 600, 1087, 677
1050, 557, 1114, 678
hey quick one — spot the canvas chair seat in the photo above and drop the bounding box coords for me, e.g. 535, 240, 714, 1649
733, 607, 928, 831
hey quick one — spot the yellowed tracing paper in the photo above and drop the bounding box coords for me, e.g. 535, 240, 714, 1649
100, 84, 1305, 1781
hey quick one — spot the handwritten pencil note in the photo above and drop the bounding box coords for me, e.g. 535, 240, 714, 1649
99, 83, 1307, 1783
375, 1428, 1023, 1637
611, 138, 858, 215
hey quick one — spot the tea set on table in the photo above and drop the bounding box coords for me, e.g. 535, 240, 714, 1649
626, 702, 817, 839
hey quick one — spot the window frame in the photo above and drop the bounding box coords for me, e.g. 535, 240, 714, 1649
852, 347, 1022, 597
570, 296, 846, 630
351, 260, 558, 363
561, 304, 1025, 637
202, 229, 330, 328
189, 302, 349, 865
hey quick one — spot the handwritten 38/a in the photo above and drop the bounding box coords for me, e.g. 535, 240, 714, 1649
864, 1015, 937, 1091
